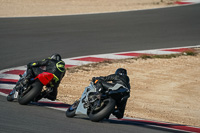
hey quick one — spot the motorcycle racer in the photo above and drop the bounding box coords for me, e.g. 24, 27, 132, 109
8, 53, 66, 101
92, 68, 130, 119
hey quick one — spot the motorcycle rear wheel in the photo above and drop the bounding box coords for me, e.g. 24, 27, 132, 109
89, 98, 115, 122
18, 79, 43, 105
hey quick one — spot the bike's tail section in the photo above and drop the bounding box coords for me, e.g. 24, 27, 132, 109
35, 72, 54, 85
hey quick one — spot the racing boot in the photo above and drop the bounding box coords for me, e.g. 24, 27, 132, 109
112, 109, 123, 119
7, 87, 18, 101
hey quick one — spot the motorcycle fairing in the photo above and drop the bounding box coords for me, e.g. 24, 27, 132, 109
75, 83, 128, 116
75, 83, 97, 116
108, 83, 126, 91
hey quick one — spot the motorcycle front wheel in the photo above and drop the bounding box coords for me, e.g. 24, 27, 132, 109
66, 100, 80, 118
18, 79, 43, 105
89, 98, 115, 122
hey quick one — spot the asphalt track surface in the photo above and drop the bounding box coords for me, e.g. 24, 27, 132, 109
0, 4, 200, 70
0, 4, 200, 133
1, 96, 188, 133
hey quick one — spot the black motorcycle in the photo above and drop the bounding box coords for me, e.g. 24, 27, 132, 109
7, 71, 57, 105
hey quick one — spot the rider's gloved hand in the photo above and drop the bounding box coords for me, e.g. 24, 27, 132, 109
93, 77, 103, 85
92, 77, 101, 82
92, 77, 96, 82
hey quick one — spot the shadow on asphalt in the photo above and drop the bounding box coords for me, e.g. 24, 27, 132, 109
105, 119, 190, 133
65, 116, 190, 133
31, 101, 71, 108
7, 100, 192, 133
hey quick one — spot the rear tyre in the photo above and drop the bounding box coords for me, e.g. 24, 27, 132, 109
66, 100, 80, 118
18, 79, 43, 105
89, 98, 115, 122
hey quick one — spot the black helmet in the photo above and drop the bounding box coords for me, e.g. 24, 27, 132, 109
50, 53, 61, 61
115, 68, 127, 76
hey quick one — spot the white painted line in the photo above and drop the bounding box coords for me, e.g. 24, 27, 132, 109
0, 74, 20, 80
131, 50, 180, 55
0, 84, 15, 90
0, 66, 26, 74
89, 54, 134, 59
10, 66, 27, 70
0, 92, 7, 96
62, 59, 93, 66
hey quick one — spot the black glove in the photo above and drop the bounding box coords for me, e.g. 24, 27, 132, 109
92, 77, 96, 82
92, 77, 102, 84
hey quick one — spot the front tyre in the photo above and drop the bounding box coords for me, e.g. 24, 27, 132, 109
89, 98, 116, 122
66, 100, 80, 118
18, 79, 43, 105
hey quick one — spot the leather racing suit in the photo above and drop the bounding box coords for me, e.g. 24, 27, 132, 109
94, 74, 130, 119
26, 58, 66, 101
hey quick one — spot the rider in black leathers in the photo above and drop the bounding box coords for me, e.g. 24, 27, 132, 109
9, 53, 66, 101
93, 68, 130, 119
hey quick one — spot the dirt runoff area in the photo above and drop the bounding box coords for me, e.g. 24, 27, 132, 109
0, 0, 178, 17
58, 50, 200, 127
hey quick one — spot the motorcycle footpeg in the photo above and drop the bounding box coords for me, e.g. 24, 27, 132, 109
46, 87, 53, 93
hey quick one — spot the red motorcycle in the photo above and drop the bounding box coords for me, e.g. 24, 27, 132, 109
7, 71, 57, 105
